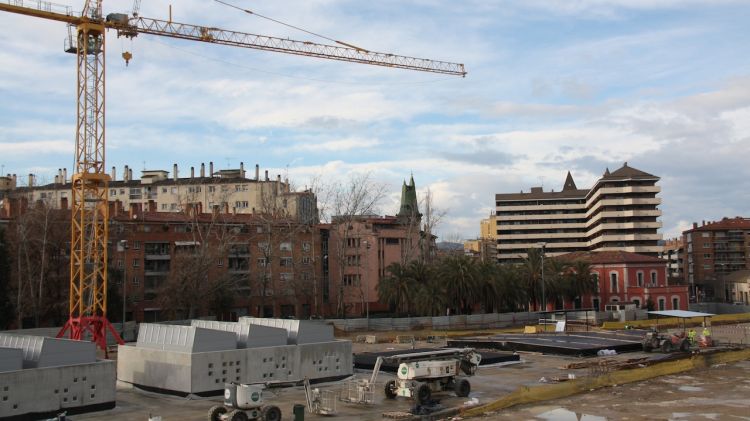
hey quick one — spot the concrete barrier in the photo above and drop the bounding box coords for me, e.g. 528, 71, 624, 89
327, 311, 541, 332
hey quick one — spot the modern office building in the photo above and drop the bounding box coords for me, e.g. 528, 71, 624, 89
682, 217, 750, 301
495, 163, 662, 262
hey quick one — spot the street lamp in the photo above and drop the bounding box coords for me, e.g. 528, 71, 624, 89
537, 242, 546, 313
117, 240, 129, 339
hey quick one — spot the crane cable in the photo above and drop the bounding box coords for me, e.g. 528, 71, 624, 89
213, 0, 369, 52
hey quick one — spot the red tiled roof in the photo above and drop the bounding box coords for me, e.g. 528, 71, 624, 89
687, 217, 750, 232
557, 250, 665, 265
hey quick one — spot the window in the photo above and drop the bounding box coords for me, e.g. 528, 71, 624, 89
258, 242, 269, 252
171, 187, 177, 194
217, 259, 224, 267
208, 186, 216, 193
188, 186, 202, 193
110, 189, 116, 196
610, 273, 618, 293
703, 264, 711, 270
701, 233, 710, 238
170, 203, 178, 210
302, 256, 311, 265
133, 241, 141, 250
703, 243, 711, 248
161, 204, 168, 210
256, 226, 263, 234
162, 187, 167, 193
650, 271, 657, 285
658, 298, 666, 311
132, 276, 139, 286
117, 259, 123, 269
346, 255, 361, 266
633, 299, 641, 308
280, 257, 293, 267
347, 238, 361, 248
636, 272, 644, 287
119, 189, 125, 195
703, 253, 712, 259
343, 274, 360, 286
385, 238, 399, 245
257, 258, 267, 267
672, 297, 679, 310
279, 242, 292, 251
280, 272, 293, 282
235, 184, 247, 192
302, 242, 311, 252
132, 259, 140, 268
235, 201, 249, 209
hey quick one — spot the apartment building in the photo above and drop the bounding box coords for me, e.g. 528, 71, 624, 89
659, 238, 685, 283
495, 163, 662, 262
683, 217, 750, 301
4, 162, 318, 223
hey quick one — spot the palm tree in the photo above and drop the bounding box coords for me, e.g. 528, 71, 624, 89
521, 248, 543, 310
544, 257, 570, 310
413, 276, 447, 316
495, 264, 527, 312
377, 262, 414, 316
564, 260, 598, 308
477, 260, 500, 313
438, 255, 480, 314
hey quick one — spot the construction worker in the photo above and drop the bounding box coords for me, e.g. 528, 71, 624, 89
688, 328, 697, 345
702, 326, 711, 338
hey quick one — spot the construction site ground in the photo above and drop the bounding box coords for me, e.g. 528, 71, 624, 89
75, 326, 749, 421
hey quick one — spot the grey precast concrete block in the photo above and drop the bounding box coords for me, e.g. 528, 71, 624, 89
117, 340, 353, 395
0, 360, 116, 418
136, 323, 237, 353
0, 333, 96, 368
238, 317, 334, 345
0, 347, 22, 373
190, 320, 287, 349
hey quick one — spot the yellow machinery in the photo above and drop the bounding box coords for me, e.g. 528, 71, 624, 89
0, 0, 465, 353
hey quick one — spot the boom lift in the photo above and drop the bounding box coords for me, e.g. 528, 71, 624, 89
0, 0, 465, 353
370, 348, 481, 405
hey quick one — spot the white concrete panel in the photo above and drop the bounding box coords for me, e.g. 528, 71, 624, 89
117, 339, 353, 394
190, 320, 286, 349
0, 348, 22, 373
0, 334, 96, 368
0, 360, 116, 418
238, 317, 334, 344
136, 323, 236, 352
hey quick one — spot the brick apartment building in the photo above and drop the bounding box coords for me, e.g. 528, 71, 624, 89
682, 217, 750, 302
558, 251, 688, 311
1, 174, 429, 323
659, 237, 685, 283
495, 163, 662, 263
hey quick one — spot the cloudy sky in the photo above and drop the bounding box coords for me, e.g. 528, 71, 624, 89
1, 0, 749, 240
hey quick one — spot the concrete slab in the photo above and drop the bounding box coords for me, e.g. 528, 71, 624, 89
190, 320, 286, 348
136, 323, 237, 353
238, 317, 334, 344
447, 330, 643, 356
0, 347, 22, 373
0, 333, 96, 368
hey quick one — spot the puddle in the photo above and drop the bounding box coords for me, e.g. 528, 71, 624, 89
537, 408, 607, 421
677, 386, 704, 392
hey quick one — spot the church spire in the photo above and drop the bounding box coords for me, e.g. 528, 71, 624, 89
562, 171, 577, 191
398, 174, 421, 221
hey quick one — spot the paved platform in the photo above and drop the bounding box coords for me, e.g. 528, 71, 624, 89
354, 348, 520, 372
447, 330, 645, 356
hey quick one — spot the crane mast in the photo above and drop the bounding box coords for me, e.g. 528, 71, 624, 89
0, 0, 466, 353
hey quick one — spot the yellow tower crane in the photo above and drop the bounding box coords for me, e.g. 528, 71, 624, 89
0, 0, 465, 353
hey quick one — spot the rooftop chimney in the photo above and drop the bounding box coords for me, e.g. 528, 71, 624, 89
265, 170, 269, 181
111, 166, 116, 181
57, 168, 62, 184
255, 164, 259, 181
129, 168, 133, 181
200, 163, 205, 177
173, 163, 178, 181
209, 161, 214, 177
240, 162, 245, 178
28, 173, 34, 187
693, 222, 698, 229
124, 165, 129, 182
190, 166, 194, 178
62, 168, 67, 183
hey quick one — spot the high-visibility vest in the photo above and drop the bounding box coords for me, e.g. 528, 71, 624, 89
702, 328, 710, 336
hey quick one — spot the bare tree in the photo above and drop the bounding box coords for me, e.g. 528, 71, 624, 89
420, 187, 446, 263
324, 172, 387, 317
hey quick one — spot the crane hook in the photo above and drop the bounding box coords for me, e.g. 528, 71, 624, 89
122, 51, 133, 66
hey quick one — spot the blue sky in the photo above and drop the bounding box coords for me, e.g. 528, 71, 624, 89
1, 0, 749, 239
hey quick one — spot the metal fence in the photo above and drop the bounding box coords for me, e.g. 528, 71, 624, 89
326, 311, 543, 332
